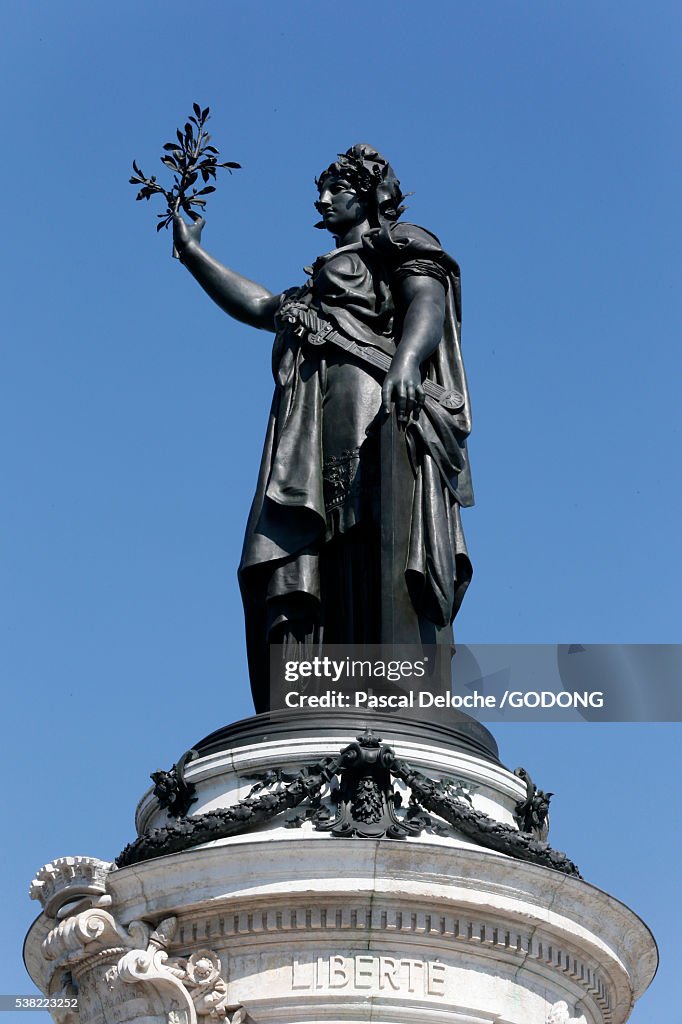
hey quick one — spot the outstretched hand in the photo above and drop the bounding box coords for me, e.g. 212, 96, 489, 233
381, 354, 425, 423
173, 212, 205, 258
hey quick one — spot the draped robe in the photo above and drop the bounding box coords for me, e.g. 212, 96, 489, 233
238, 221, 474, 712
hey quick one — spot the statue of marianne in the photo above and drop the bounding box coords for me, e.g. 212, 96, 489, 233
172, 144, 474, 713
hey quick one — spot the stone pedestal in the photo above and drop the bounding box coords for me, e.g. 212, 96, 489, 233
25, 713, 656, 1024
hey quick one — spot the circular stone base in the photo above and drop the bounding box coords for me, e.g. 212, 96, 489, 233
25, 713, 657, 1024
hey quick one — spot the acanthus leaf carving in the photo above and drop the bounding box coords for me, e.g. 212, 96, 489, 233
118, 916, 197, 1024
42, 908, 150, 964
118, 926, 249, 1024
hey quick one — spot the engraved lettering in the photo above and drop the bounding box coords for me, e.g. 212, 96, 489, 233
427, 961, 446, 994
355, 955, 374, 989
401, 958, 424, 993
329, 955, 350, 988
291, 958, 314, 989
379, 956, 400, 990
290, 954, 446, 996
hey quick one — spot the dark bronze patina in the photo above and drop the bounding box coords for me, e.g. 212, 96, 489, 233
172, 144, 474, 712
120, 729, 580, 877
150, 748, 198, 818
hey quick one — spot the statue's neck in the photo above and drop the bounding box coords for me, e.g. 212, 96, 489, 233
333, 220, 372, 247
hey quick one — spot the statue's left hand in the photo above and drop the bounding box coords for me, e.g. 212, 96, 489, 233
382, 353, 425, 423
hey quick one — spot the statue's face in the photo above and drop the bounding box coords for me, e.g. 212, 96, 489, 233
316, 175, 368, 234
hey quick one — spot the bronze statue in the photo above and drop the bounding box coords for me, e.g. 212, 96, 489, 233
172, 144, 473, 712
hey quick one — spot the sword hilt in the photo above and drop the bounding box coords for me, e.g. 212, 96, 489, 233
282, 304, 465, 411
283, 305, 331, 346
435, 390, 462, 411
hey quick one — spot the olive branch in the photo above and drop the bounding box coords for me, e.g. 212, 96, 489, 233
130, 103, 240, 252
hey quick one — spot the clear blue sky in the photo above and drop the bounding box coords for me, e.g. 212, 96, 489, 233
2, 3, 680, 1021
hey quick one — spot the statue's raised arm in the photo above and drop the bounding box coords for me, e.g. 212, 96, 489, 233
173, 214, 282, 332
170, 142, 474, 712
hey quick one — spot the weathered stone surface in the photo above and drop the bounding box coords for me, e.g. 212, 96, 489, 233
26, 725, 657, 1024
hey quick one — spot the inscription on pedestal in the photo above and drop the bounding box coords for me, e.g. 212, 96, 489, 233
292, 955, 446, 996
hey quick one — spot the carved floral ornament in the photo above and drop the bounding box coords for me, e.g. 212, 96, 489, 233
27, 858, 250, 1024
547, 1001, 588, 1024
117, 918, 247, 1023
31, 897, 248, 1024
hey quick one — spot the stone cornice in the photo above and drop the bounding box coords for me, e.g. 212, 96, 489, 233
105, 838, 656, 1024
170, 898, 615, 1022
